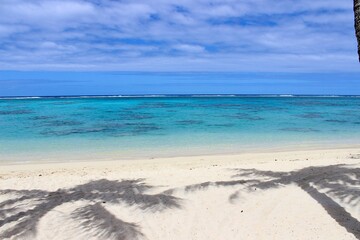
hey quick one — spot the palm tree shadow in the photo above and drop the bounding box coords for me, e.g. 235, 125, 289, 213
72, 203, 144, 240
164, 164, 360, 239
232, 164, 360, 239
0, 179, 181, 240
163, 180, 250, 195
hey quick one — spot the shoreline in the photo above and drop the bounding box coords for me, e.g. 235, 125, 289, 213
1, 146, 360, 175
1, 142, 360, 167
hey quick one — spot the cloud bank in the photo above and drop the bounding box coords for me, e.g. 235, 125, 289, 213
0, 0, 358, 72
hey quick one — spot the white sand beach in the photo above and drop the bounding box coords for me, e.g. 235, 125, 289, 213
1, 148, 360, 240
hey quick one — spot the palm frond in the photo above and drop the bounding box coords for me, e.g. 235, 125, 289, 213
355, 0, 360, 61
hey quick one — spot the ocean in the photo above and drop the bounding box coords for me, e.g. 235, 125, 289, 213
0, 95, 359, 163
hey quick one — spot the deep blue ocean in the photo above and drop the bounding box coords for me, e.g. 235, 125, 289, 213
0, 95, 359, 163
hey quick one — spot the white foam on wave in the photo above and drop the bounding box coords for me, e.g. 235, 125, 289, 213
279, 94, 294, 97
0, 96, 42, 100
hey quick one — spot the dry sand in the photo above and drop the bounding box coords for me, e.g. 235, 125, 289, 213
0, 147, 360, 240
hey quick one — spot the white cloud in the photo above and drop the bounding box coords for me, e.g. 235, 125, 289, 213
0, 0, 358, 71
173, 44, 205, 53
0, 1, 95, 24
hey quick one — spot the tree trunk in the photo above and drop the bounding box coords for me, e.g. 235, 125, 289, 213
355, 0, 360, 61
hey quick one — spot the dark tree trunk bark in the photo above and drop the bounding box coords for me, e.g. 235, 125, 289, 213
355, 0, 360, 61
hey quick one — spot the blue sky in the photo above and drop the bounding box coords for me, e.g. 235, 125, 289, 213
0, 0, 359, 95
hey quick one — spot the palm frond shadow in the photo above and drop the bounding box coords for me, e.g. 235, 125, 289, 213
0, 178, 181, 240
163, 180, 250, 195
165, 164, 360, 239
72, 203, 144, 240
232, 164, 360, 239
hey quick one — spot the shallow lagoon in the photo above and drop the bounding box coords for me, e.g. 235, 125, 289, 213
1, 96, 360, 162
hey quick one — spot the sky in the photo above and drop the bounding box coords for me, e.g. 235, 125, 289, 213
0, 0, 359, 96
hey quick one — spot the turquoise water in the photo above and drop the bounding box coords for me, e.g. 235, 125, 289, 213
0, 96, 360, 163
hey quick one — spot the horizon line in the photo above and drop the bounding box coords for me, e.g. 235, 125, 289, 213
1, 94, 360, 99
